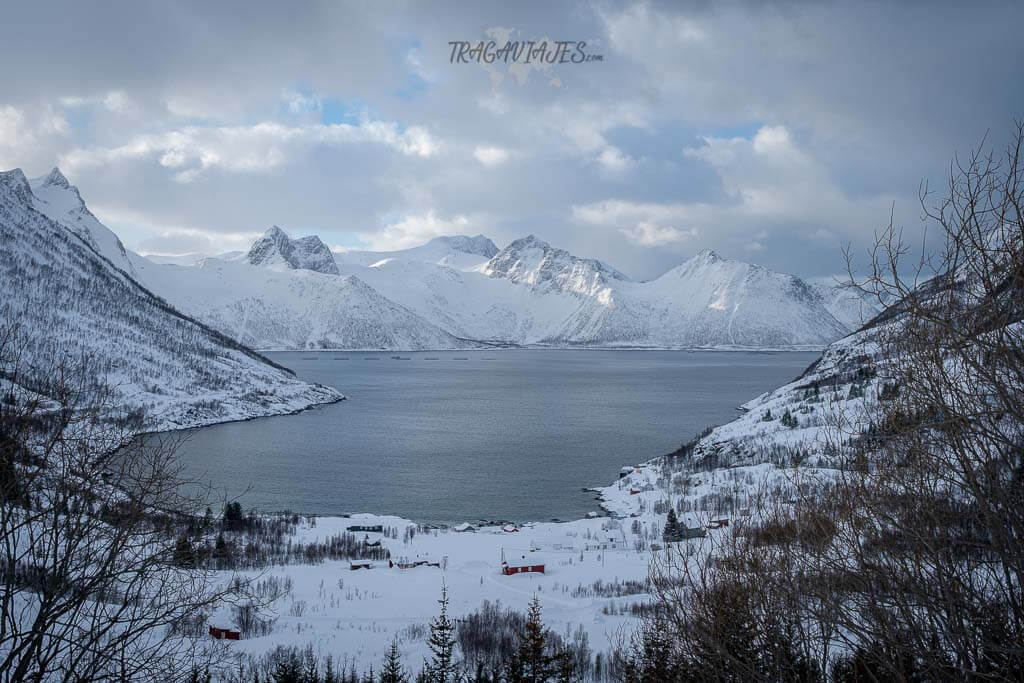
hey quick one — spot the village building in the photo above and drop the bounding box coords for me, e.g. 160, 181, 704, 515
501, 550, 546, 575
208, 626, 240, 641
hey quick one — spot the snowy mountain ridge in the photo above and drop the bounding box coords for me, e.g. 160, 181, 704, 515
0, 167, 343, 431
483, 234, 630, 296
27, 167, 138, 278
17, 167, 876, 351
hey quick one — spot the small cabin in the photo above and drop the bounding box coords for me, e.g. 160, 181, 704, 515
502, 524, 519, 533
350, 560, 372, 570
707, 518, 729, 530
453, 522, 477, 533
209, 626, 240, 641
348, 524, 384, 533
502, 552, 546, 575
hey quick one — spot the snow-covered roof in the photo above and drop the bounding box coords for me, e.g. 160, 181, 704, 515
503, 550, 548, 567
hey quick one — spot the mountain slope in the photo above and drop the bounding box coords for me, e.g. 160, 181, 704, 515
340, 245, 873, 348
622, 249, 856, 348
132, 256, 477, 350
0, 168, 342, 431
28, 167, 138, 278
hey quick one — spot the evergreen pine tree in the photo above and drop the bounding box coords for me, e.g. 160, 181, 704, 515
553, 647, 575, 683
663, 508, 681, 543
324, 656, 339, 683
381, 638, 409, 683
173, 535, 195, 567
519, 595, 553, 683
271, 650, 302, 683
423, 586, 460, 683
302, 646, 320, 683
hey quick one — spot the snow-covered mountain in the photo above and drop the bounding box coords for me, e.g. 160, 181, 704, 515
484, 234, 630, 296
28, 167, 138, 278
0, 168, 342, 431
335, 244, 875, 348
246, 226, 339, 275
18, 168, 875, 351
334, 234, 498, 270
131, 256, 475, 351
622, 249, 864, 347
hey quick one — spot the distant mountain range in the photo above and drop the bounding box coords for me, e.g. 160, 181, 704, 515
6, 167, 876, 354
0, 167, 342, 431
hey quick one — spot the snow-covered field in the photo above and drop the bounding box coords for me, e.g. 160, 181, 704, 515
210, 512, 668, 673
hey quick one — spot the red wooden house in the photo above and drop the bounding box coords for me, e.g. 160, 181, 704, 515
209, 626, 240, 640
501, 551, 546, 575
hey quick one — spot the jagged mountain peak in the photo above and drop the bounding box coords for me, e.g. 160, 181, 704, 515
485, 235, 630, 296
41, 166, 71, 189
262, 224, 289, 239
246, 226, 339, 275
666, 248, 767, 279
30, 167, 88, 212
691, 248, 723, 262
0, 168, 33, 204
509, 234, 547, 248
22, 166, 137, 277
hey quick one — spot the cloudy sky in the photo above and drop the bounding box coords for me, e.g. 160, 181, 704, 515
1, 1, 1021, 280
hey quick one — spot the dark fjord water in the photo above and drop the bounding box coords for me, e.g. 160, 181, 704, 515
170, 350, 819, 524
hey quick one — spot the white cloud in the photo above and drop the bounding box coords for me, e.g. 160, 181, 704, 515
597, 146, 633, 172
573, 200, 702, 246
0, 104, 69, 169
549, 100, 648, 171
473, 145, 510, 166
357, 211, 473, 251
91, 203, 262, 255
282, 90, 321, 114
59, 91, 133, 114
576, 124, 897, 250
102, 91, 131, 113
0, 106, 27, 145
59, 118, 441, 179
619, 221, 696, 246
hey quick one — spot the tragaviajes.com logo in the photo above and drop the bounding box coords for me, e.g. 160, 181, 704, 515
448, 40, 603, 64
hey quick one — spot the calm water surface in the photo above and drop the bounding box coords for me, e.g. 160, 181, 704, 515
170, 350, 818, 524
